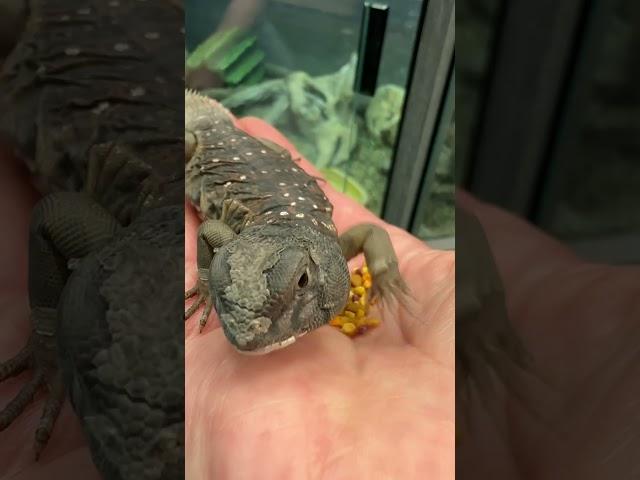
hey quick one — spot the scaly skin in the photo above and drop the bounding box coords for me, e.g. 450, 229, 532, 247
184, 90, 412, 354
0, 1, 184, 478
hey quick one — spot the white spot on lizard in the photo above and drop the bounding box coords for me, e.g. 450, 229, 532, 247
91, 102, 110, 115
130, 87, 146, 97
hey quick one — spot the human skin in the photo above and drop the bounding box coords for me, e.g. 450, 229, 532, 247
185, 117, 455, 480
456, 191, 640, 479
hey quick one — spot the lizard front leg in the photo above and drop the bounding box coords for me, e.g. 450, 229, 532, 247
0, 192, 119, 459
185, 219, 236, 331
185, 198, 252, 331
338, 223, 413, 311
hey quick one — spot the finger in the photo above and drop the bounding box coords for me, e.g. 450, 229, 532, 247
393, 241, 455, 365
185, 199, 199, 286
456, 190, 578, 275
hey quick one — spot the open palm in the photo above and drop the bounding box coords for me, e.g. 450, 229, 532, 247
185, 119, 455, 479
456, 191, 640, 479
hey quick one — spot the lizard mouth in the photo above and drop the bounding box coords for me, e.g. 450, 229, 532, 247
234, 330, 309, 356
217, 284, 317, 355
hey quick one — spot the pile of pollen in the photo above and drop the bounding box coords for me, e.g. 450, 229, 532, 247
329, 263, 381, 337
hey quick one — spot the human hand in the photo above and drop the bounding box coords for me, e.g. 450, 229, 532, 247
456, 191, 640, 479
0, 147, 100, 479
185, 118, 455, 479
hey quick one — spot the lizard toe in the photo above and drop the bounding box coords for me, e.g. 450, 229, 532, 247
371, 266, 417, 315
185, 293, 206, 319
0, 339, 33, 381
34, 370, 65, 460
198, 298, 214, 333
185, 285, 199, 300
220, 197, 252, 233
185, 277, 212, 323
1, 331, 66, 458
0, 369, 44, 430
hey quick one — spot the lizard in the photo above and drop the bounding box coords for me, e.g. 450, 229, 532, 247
0, 1, 184, 478
184, 90, 413, 354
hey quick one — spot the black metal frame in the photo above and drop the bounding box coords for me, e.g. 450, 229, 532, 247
409, 65, 455, 244
458, 0, 640, 263
463, 0, 590, 218
381, 0, 455, 230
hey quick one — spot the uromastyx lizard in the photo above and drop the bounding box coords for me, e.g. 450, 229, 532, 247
184, 90, 413, 354
0, 1, 184, 479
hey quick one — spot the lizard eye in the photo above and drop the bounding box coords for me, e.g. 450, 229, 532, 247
297, 271, 309, 288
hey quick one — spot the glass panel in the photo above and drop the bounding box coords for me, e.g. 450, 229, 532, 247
185, 0, 426, 217
456, 0, 507, 185
412, 70, 455, 243
536, 0, 640, 240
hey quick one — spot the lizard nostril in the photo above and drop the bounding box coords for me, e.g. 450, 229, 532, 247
298, 271, 308, 288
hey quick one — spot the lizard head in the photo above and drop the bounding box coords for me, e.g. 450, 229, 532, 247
208, 225, 350, 354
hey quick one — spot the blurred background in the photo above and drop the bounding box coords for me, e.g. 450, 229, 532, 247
458, 0, 640, 264
456, 2, 640, 477
185, 0, 455, 249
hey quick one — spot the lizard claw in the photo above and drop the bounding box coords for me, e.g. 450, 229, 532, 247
338, 223, 419, 319
34, 370, 65, 460
185, 285, 200, 300
198, 299, 214, 333
185, 280, 214, 332
220, 197, 252, 233
184, 286, 204, 318
369, 262, 420, 319
0, 331, 65, 460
